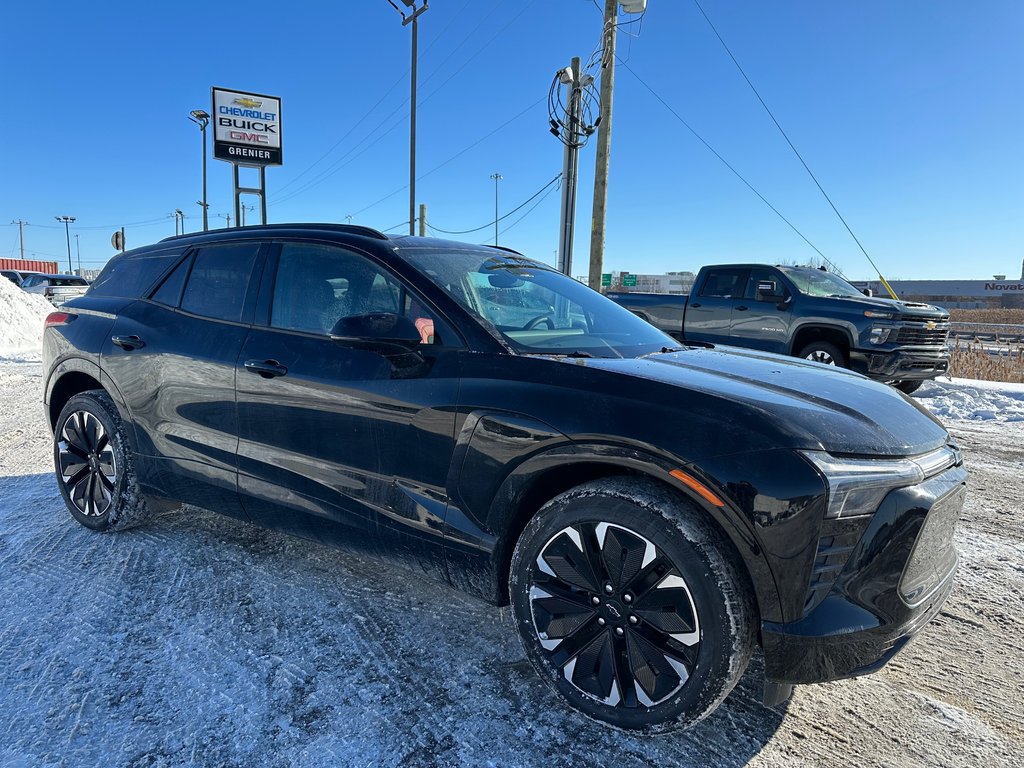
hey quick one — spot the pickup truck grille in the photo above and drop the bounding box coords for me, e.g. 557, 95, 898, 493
895, 325, 949, 346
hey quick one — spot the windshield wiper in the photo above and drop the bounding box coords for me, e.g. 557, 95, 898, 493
530, 350, 594, 358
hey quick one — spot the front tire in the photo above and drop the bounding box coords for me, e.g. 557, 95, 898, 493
54, 390, 153, 532
797, 340, 846, 368
895, 379, 923, 395
509, 478, 756, 732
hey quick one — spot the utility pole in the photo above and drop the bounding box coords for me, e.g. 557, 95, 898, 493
217, 213, 232, 228
389, 0, 429, 237
490, 172, 503, 246
418, 203, 427, 237
188, 109, 211, 231
589, 0, 620, 291
240, 204, 255, 227
55, 216, 75, 273
10, 220, 26, 259
557, 58, 583, 276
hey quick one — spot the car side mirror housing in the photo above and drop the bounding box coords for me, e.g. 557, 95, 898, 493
329, 312, 422, 348
862, 288, 874, 297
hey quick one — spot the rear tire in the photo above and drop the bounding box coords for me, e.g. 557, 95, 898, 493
509, 477, 756, 732
54, 390, 153, 532
797, 340, 846, 368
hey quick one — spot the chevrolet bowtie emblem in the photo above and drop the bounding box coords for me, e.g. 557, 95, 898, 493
233, 97, 263, 109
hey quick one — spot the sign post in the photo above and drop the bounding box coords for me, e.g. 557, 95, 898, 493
211, 87, 282, 226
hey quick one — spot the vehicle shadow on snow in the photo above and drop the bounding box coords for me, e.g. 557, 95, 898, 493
0, 480, 787, 768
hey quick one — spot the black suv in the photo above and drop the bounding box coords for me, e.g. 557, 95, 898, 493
42, 224, 966, 731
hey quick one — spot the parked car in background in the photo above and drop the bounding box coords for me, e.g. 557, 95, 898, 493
21, 273, 89, 305
1, 269, 22, 287
608, 263, 951, 394
42, 225, 966, 732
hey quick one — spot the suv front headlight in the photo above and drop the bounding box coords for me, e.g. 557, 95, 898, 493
801, 451, 924, 518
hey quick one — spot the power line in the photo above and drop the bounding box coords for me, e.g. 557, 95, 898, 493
272, 1, 538, 207
349, 96, 547, 219
692, 0, 861, 277
489, 177, 562, 235
273, 0, 473, 197
426, 174, 562, 234
617, 57, 836, 269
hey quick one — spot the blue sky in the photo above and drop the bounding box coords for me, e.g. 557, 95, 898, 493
1, 1, 1021, 280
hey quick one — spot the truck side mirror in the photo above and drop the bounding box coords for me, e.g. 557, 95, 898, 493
756, 281, 785, 304
862, 288, 874, 297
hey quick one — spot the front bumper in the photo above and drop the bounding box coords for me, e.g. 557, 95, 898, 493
849, 347, 950, 381
761, 465, 967, 684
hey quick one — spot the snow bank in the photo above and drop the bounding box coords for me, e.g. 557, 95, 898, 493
916, 377, 1024, 422
0, 274, 52, 358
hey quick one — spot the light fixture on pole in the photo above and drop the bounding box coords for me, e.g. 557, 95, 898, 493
388, 0, 429, 236
490, 172, 503, 246
188, 109, 211, 231
54, 216, 76, 273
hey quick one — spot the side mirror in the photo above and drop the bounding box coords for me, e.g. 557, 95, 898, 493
862, 288, 874, 297
329, 312, 422, 348
756, 281, 786, 305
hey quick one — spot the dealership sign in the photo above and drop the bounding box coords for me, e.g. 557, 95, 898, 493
212, 87, 282, 166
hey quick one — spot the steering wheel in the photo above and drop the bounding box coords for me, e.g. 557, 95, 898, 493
523, 315, 555, 330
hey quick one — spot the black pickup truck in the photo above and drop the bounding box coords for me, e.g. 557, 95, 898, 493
609, 264, 950, 393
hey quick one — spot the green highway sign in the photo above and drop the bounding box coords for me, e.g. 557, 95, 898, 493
622, 273, 637, 287
601, 273, 612, 286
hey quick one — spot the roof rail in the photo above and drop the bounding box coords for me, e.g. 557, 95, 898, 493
159, 222, 390, 243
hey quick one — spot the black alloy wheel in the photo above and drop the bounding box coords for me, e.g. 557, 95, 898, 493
53, 390, 154, 532
57, 410, 117, 518
529, 522, 700, 709
510, 478, 756, 732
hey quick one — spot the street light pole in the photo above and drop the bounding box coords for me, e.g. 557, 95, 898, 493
490, 172, 503, 246
188, 109, 211, 231
55, 216, 75, 273
74, 233, 81, 275
389, 0, 429, 236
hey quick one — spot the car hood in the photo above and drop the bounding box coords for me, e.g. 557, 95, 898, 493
838, 295, 948, 318
578, 345, 948, 457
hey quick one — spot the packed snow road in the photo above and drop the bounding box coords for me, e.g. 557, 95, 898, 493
1, 359, 1021, 768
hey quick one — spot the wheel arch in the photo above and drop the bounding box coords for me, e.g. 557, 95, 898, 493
484, 445, 778, 626
46, 357, 132, 435
790, 324, 854, 358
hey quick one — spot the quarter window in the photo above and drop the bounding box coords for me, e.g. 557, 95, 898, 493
179, 243, 260, 322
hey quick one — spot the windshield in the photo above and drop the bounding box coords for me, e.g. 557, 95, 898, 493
405, 248, 677, 358
779, 267, 864, 298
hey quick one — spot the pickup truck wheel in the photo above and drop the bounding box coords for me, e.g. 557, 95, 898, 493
895, 380, 923, 395
797, 341, 846, 368
509, 477, 756, 732
54, 390, 154, 532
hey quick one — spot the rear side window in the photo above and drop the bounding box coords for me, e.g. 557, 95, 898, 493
699, 269, 747, 298
180, 243, 260, 322
88, 249, 184, 298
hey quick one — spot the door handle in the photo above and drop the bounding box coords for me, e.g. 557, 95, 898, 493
735, 305, 749, 311
690, 302, 702, 308
244, 359, 288, 379
111, 334, 145, 350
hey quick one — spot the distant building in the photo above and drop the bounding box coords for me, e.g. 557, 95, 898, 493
610, 271, 695, 294
855, 279, 1024, 310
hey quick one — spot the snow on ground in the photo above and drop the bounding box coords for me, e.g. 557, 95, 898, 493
0, 353, 1022, 766
0, 276, 52, 360
916, 377, 1024, 422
